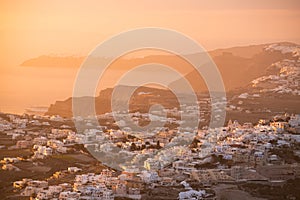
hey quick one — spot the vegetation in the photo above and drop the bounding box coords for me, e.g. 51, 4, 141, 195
239, 178, 300, 200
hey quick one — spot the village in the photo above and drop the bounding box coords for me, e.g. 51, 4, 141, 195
0, 110, 300, 199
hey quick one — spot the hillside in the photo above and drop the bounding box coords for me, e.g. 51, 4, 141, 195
170, 42, 297, 92
45, 42, 300, 124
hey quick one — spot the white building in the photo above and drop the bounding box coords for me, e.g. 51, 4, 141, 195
140, 170, 160, 183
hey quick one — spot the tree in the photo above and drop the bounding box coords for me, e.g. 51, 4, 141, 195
130, 142, 137, 151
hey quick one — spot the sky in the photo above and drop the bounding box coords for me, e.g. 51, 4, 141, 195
0, 0, 300, 113
1, 0, 300, 65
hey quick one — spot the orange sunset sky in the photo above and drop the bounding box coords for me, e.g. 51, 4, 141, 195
0, 0, 300, 113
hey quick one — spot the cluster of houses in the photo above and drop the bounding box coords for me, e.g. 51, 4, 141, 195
0, 114, 78, 173
13, 166, 217, 199
251, 58, 300, 95
12, 168, 141, 199
1, 110, 300, 199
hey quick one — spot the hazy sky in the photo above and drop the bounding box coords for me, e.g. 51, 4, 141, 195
1, 0, 300, 65
0, 0, 300, 113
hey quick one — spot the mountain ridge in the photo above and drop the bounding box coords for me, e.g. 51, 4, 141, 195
43, 42, 300, 123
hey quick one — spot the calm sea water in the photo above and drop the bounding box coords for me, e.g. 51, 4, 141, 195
0, 65, 181, 114
0, 66, 78, 114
